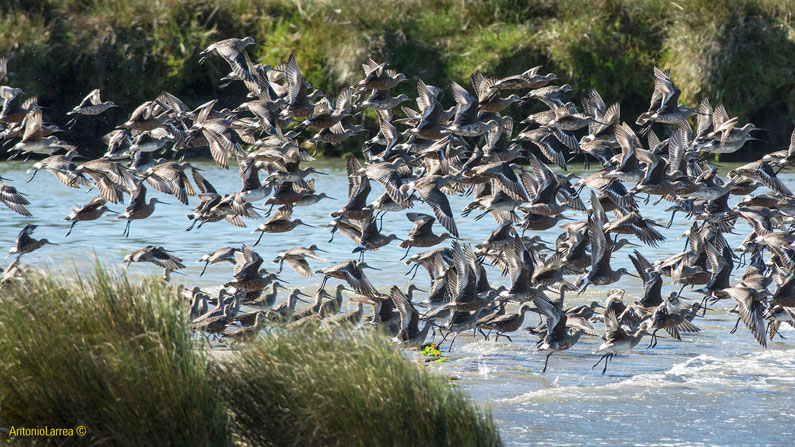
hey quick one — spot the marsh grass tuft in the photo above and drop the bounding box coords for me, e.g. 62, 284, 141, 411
217, 327, 501, 447
0, 264, 230, 446
0, 266, 501, 446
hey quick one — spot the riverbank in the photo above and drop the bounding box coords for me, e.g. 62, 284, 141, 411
2, 0, 794, 158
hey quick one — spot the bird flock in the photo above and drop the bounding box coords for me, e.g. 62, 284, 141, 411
1, 37, 795, 375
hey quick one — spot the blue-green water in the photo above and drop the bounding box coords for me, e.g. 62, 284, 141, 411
1, 159, 792, 446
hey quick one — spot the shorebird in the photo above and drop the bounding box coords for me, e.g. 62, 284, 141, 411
11, 107, 75, 157
390, 286, 432, 347
123, 246, 185, 271
352, 217, 402, 261
66, 89, 117, 128
534, 296, 594, 373
244, 282, 283, 307
116, 183, 167, 238
72, 159, 137, 204
272, 244, 327, 276
25, 149, 89, 187
0, 176, 32, 217
7, 224, 57, 260
443, 80, 501, 137
577, 217, 637, 293
356, 58, 407, 90
189, 100, 246, 168
266, 288, 311, 322
479, 303, 534, 342
398, 213, 453, 260
222, 312, 265, 343
224, 246, 282, 294
291, 286, 344, 321
316, 260, 380, 298
279, 54, 315, 119
522, 84, 573, 108
143, 161, 206, 205
62, 196, 113, 236
199, 37, 259, 92
592, 311, 649, 375
197, 247, 241, 276
494, 66, 557, 90
358, 88, 410, 111
646, 297, 701, 348
406, 175, 460, 238
323, 300, 364, 327
251, 206, 314, 246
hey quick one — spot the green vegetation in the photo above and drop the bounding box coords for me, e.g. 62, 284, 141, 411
2, 0, 794, 157
219, 328, 500, 446
0, 266, 501, 446
0, 266, 230, 446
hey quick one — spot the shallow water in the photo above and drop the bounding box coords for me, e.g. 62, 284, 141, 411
1, 158, 793, 446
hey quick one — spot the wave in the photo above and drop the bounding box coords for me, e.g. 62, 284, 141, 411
501, 347, 795, 404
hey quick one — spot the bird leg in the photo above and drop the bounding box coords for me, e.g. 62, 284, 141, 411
665, 210, 677, 228
199, 261, 210, 276
502, 333, 513, 343
542, 351, 553, 374
405, 262, 421, 279
377, 211, 386, 232
698, 295, 710, 317
66, 115, 80, 129
123, 220, 132, 238
647, 329, 659, 349
64, 221, 77, 237
437, 330, 450, 347
592, 353, 609, 370
602, 353, 612, 375
25, 170, 38, 183
253, 231, 265, 247
447, 332, 459, 352
328, 220, 340, 243
399, 245, 412, 261
729, 316, 742, 334
478, 328, 489, 340
319, 275, 329, 293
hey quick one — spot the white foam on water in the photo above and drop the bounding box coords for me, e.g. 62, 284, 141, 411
501, 347, 795, 404
477, 355, 493, 377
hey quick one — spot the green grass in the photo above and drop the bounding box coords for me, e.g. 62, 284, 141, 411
0, 265, 230, 446
2, 0, 793, 157
0, 266, 501, 446
218, 328, 501, 447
